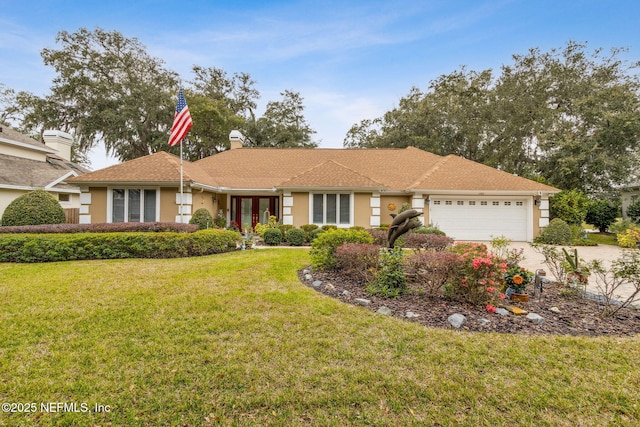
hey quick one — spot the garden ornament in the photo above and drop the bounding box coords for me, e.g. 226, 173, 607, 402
387, 209, 421, 248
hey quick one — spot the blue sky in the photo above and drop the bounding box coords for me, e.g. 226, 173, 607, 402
1, 0, 639, 169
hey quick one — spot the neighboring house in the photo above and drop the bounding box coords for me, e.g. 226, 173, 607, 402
620, 181, 640, 220
68, 131, 559, 241
0, 126, 87, 223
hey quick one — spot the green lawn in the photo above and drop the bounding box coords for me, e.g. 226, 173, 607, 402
1, 249, 639, 426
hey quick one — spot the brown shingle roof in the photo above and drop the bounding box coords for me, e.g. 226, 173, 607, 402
68, 146, 559, 194
68, 151, 218, 187
277, 160, 386, 189
195, 146, 444, 191
409, 155, 558, 192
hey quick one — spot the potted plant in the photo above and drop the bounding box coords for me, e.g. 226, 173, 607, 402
503, 264, 534, 302
562, 248, 589, 284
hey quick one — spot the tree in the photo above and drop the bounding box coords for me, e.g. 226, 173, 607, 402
345, 42, 640, 195
17, 28, 178, 161
550, 189, 590, 225
586, 199, 619, 232
244, 90, 317, 148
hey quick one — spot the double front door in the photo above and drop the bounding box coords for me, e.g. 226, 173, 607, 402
231, 196, 279, 230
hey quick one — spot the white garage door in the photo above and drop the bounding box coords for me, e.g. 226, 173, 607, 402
429, 198, 529, 241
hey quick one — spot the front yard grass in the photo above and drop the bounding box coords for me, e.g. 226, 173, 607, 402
1, 249, 639, 426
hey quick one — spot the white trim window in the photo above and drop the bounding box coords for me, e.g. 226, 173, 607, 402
109, 188, 159, 223
310, 193, 353, 226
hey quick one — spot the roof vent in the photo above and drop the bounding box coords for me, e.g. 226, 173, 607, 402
229, 130, 245, 150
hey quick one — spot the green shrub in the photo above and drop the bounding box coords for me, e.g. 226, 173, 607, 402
366, 247, 406, 298
0, 229, 241, 263
1, 189, 66, 226
285, 228, 306, 246
535, 218, 573, 245
263, 228, 283, 246
321, 225, 338, 231
308, 228, 325, 242
626, 199, 640, 223
301, 224, 319, 233
310, 228, 374, 270
278, 224, 294, 238
189, 208, 214, 230
616, 225, 640, 248
609, 218, 634, 235
550, 190, 589, 225
586, 200, 619, 232
411, 225, 446, 235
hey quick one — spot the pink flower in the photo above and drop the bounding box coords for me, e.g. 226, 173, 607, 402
486, 304, 497, 313
486, 287, 496, 293
500, 293, 506, 300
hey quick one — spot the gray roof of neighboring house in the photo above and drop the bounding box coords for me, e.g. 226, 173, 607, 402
0, 153, 88, 191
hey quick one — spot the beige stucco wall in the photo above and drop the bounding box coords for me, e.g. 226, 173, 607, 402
291, 192, 309, 227
159, 187, 179, 222
88, 187, 108, 223
380, 195, 412, 227
353, 193, 371, 227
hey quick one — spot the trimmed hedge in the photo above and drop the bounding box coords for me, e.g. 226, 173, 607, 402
0, 222, 199, 234
189, 208, 215, 230
0, 229, 241, 263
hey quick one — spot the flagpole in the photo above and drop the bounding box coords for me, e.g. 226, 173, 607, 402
179, 141, 184, 223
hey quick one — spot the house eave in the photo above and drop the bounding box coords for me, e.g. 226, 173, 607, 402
0, 183, 80, 194
409, 189, 560, 196
275, 186, 388, 192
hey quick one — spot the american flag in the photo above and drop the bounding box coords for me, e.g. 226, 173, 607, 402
168, 88, 193, 146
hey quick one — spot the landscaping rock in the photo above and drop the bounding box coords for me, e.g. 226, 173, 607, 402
406, 311, 420, 319
304, 273, 313, 281
549, 307, 561, 314
377, 306, 392, 315
312, 280, 322, 288
341, 290, 351, 297
324, 283, 335, 291
526, 313, 545, 325
354, 298, 371, 306
478, 318, 491, 327
302, 269, 311, 275
448, 313, 467, 329
496, 308, 510, 316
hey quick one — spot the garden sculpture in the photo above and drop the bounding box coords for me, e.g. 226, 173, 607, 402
387, 209, 421, 248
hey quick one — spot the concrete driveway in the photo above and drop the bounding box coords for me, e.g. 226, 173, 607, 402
503, 242, 638, 302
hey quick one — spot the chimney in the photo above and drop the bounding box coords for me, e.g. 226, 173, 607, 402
42, 129, 73, 161
229, 130, 245, 150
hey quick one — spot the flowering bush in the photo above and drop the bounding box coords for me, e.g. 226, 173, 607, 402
445, 243, 503, 305
503, 264, 534, 293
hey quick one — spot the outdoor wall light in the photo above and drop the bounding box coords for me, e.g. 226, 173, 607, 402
534, 199, 541, 206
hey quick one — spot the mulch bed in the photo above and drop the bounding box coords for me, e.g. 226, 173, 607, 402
299, 268, 640, 337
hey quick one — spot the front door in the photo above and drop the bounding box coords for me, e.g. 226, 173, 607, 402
231, 196, 279, 230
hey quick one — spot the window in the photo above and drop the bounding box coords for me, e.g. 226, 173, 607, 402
504, 201, 511, 206
445, 201, 452, 205
481, 201, 488, 206
457, 201, 464, 205
469, 201, 476, 206
433, 200, 441, 205
111, 188, 157, 223
516, 201, 524, 206
311, 193, 351, 225
58, 193, 70, 203
493, 201, 500, 206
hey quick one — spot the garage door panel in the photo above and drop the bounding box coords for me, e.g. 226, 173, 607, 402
429, 199, 528, 241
